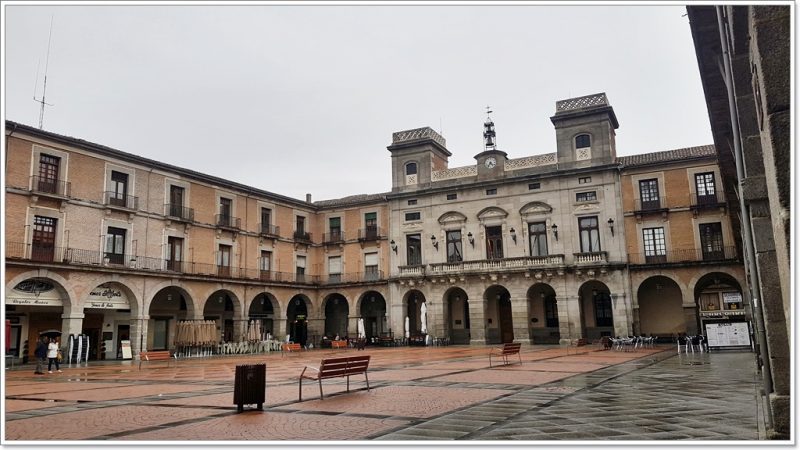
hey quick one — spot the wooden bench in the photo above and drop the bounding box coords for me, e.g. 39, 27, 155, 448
331, 340, 348, 349
281, 343, 302, 356
298, 355, 370, 401
489, 342, 522, 367
138, 350, 174, 370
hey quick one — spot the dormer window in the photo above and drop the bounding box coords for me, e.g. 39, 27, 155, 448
575, 134, 591, 149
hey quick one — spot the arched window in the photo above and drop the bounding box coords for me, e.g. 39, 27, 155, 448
575, 134, 591, 149
405, 162, 417, 176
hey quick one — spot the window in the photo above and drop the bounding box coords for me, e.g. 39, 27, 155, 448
167, 237, 183, 271
328, 256, 342, 283
110, 171, 129, 207
446, 230, 463, 263
639, 179, 660, 209
695, 172, 717, 204
329, 217, 342, 241
446, 193, 457, 201
594, 292, 613, 327
405, 212, 420, 222
295, 216, 309, 240
37, 154, 60, 193
545, 297, 559, 328
105, 227, 126, 265
260, 250, 272, 279
642, 227, 666, 263
260, 208, 272, 234
296, 255, 306, 282
406, 234, 422, 266
486, 188, 497, 196
700, 222, 724, 260
486, 226, 503, 260
578, 176, 592, 184
217, 244, 231, 277
579, 216, 601, 253
31, 216, 57, 262
365, 212, 378, 239
168, 185, 186, 218
218, 197, 232, 226
576, 191, 597, 202
364, 252, 379, 280
699, 293, 720, 311
575, 134, 591, 149
528, 182, 541, 190
407, 199, 417, 206
405, 162, 417, 175
528, 222, 548, 257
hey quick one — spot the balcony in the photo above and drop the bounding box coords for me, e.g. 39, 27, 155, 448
633, 198, 667, 215
164, 203, 194, 222
428, 255, 566, 276
691, 191, 726, 210
104, 191, 138, 210
358, 226, 382, 241
30, 176, 70, 198
215, 214, 241, 230
573, 251, 608, 264
257, 223, 280, 238
319, 270, 385, 285
293, 230, 313, 243
628, 246, 738, 265
398, 265, 426, 277
323, 231, 345, 245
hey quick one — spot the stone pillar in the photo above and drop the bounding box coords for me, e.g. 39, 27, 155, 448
273, 318, 287, 341
233, 319, 247, 343
60, 312, 85, 340
509, 286, 528, 344
563, 294, 583, 340
612, 293, 632, 337
467, 288, 486, 345
132, 315, 149, 356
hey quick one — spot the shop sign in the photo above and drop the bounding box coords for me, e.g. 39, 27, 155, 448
87, 284, 130, 309
6, 297, 62, 307
8, 279, 63, 306
700, 310, 746, 318
705, 322, 751, 347
722, 292, 743, 304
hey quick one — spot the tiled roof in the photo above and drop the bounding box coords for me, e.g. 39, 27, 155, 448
313, 193, 389, 208
618, 145, 716, 167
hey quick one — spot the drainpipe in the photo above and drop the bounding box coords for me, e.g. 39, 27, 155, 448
716, 6, 773, 427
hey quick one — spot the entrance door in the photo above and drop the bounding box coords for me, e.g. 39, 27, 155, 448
32, 216, 57, 262
116, 324, 130, 359
499, 297, 514, 343
167, 237, 183, 272
38, 154, 60, 194
152, 319, 169, 350
169, 186, 185, 218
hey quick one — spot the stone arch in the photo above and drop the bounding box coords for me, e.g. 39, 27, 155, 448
248, 292, 280, 339
356, 291, 387, 340
203, 289, 241, 342
636, 276, 684, 337
402, 290, 427, 336
147, 285, 196, 351
144, 280, 199, 319
483, 284, 513, 344
81, 278, 141, 317
442, 286, 470, 344
322, 293, 350, 338
693, 271, 745, 337
577, 280, 613, 339
5, 270, 77, 315
286, 294, 312, 345
527, 283, 559, 344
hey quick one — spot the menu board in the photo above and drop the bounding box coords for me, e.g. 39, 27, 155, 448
120, 340, 132, 360
705, 322, 751, 347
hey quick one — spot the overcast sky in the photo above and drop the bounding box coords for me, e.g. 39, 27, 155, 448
4, 3, 713, 202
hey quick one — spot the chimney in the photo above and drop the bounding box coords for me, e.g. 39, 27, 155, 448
306, 193, 312, 203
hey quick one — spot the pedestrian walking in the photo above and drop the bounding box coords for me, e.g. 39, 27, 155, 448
47, 338, 62, 373
34, 337, 47, 375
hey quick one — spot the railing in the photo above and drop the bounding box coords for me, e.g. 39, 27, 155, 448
215, 214, 241, 230
164, 203, 194, 222
358, 227, 382, 241
634, 198, 666, 212
293, 230, 312, 243
323, 231, 345, 244
398, 265, 426, 277
30, 176, 71, 197
628, 246, 738, 265
691, 191, 726, 209
257, 223, 280, 237
104, 191, 138, 210
319, 270, 386, 284
429, 255, 566, 275
574, 251, 608, 264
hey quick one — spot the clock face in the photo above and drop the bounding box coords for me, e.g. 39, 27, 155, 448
485, 157, 497, 169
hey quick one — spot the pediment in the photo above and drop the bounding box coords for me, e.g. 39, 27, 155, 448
438, 211, 468, 225
574, 203, 600, 213
519, 201, 553, 217
477, 206, 509, 220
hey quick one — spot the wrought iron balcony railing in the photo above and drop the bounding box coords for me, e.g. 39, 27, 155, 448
30, 176, 70, 197
257, 223, 280, 237
104, 191, 138, 210
215, 214, 241, 230
634, 198, 666, 213
293, 230, 312, 243
164, 203, 194, 222
691, 191, 726, 209
323, 231, 345, 244
358, 226, 382, 241
628, 246, 738, 265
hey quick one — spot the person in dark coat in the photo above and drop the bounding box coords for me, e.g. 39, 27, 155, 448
34, 337, 47, 375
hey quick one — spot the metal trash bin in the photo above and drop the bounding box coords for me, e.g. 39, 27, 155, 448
233, 363, 266, 412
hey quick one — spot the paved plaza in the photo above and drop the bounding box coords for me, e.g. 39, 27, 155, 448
4, 344, 765, 442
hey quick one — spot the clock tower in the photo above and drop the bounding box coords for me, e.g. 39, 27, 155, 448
475, 108, 507, 179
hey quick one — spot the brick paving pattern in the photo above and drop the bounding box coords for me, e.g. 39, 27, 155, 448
4, 345, 765, 442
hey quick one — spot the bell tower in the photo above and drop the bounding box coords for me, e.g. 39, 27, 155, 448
550, 93, 619, 168
475, 107, 507, 178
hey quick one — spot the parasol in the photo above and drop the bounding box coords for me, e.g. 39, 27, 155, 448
404, 316, 410, 339
420, 302, 428, 334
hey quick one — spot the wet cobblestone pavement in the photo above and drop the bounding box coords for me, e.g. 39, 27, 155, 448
4, 344, 764, 442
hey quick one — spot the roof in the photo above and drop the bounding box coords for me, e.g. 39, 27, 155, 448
313, 193, 389, 208
618, 145, 716, 167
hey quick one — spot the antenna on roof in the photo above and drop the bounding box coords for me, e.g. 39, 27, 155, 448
33, 15, 55, 130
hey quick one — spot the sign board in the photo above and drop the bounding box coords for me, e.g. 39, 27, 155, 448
120, 340, 132, 360
87, 284, 130, 309
705, 322, 751, 347
722, 292, 743, 304
6, 297, 62, 307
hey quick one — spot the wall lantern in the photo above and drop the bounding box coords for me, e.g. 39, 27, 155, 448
390, 240, 397, 253
608, 218, 615, 236
467, 232, 474, 247
551, 223, 559, 241
431, 235, 439, 250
